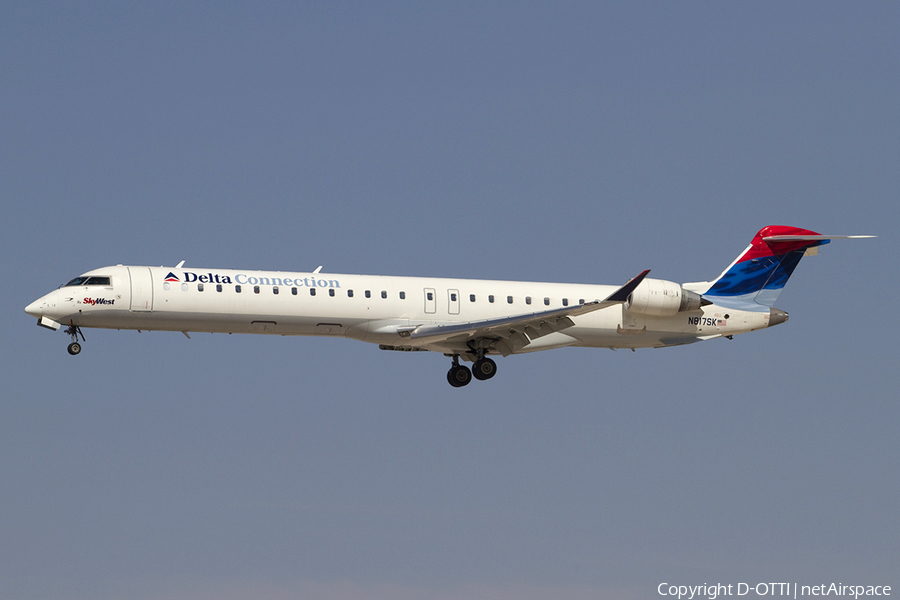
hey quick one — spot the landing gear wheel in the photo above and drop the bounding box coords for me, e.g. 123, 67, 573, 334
472, 357, 497, 381
447, 365, 472, 387
64, 322, 85, 356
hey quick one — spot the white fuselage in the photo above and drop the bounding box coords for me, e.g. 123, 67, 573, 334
26, 265, 774, 357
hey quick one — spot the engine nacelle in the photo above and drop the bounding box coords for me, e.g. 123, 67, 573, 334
624, 279, 704, 317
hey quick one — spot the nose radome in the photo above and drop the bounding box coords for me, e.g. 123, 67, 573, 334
25, 298, 43, 317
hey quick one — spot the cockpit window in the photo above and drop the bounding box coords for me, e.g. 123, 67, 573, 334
64, 276, 111, 287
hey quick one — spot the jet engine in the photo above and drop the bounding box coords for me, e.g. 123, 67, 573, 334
624, 279, 705, 317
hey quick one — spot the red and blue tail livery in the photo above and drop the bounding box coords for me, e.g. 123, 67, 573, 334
697, 226, 873, 311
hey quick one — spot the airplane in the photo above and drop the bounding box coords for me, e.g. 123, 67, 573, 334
25, 226, 874, 387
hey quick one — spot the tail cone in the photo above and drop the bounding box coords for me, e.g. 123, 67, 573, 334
769, 308, 789, 327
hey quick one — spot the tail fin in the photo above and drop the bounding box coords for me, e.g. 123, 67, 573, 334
696, 226, 873, 310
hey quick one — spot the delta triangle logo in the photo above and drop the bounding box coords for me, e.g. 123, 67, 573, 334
164, 272, 180, 282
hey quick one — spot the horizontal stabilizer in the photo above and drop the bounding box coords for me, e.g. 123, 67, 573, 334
762, 234, 876, 242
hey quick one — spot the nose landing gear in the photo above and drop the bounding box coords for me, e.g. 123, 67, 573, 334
65, 322, 85, 356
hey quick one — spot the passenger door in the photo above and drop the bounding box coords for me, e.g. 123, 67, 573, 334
128, 267, 153, 312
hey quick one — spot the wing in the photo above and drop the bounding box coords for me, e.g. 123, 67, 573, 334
401, 270, 650, 356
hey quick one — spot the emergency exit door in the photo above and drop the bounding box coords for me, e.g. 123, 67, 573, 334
447, 289, 460, 314
424, 288, 436, 314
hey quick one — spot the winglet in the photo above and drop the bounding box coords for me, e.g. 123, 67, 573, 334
604, 270, 650, 303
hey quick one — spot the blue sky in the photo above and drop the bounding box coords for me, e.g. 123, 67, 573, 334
2, 3, 897, 599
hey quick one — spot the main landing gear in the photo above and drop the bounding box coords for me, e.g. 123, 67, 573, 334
446, 354, 497, 387
65, 322, 85, 356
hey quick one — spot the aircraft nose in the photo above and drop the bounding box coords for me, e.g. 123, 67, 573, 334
25, 298, 44, 317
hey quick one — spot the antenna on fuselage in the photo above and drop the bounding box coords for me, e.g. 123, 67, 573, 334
313, 266, 323, 273
176, 260, 185, 268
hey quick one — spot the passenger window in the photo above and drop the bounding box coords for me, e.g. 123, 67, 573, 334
365, 290, 371, 298
563, 298, 569, 306
399, 291, 406, 299
198, 283, 204, 292
216, 284, 222, 292
544, 297, 550, 306
310, 288, 316, 296
235, 285, 242, 293
507, 296, 513, 304
526, 296, 531, 305
273, 287, 279, 295
348, 290, 354, 298
291, 287, 297, 295
469, 294, 476, 302
450, 293, 457, 301
427, 292, 433, 301
254, 286, 260, 294
381, 291, 387, 299
329, 288, 335, 297
579, 298, 584, 305
181, 283, 188, 291
488, 295, 494, 303
164, 282, 170, 291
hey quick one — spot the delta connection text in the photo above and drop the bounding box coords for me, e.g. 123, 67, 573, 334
658, 583, 890, 600
179, 271, 341, 289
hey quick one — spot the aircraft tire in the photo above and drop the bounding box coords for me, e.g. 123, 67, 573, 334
67, 342, 82, 356
472, 358, 497, 381
447, 365, 472, 387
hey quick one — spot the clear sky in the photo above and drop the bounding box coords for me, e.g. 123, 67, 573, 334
2, 3, 897, 599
